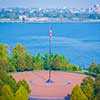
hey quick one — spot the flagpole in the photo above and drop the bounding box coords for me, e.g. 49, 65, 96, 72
49, 38, 51, 81
46, 27, 54, 83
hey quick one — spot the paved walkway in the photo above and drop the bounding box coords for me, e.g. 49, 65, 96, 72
12, 71, 87, 99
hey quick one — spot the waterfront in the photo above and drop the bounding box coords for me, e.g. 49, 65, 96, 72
0, 22, 100, 67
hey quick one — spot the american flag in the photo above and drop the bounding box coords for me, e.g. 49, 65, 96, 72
50, 29, 52, 41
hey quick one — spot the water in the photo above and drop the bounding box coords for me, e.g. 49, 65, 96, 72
0, 22, 100, 68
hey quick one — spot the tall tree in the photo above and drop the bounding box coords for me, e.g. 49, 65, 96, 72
0, 44, 9, 71
8, 57, 16, 72
33, 53, 44, 70
0, 96, 6, 100
93, 74, 100, 100
15, 85, 28, 100
0, 71, 17, 93
1, 85, 14, 100
24, 53, 33, 71
0, 79, 4, 95
12, 44, 26, 57
53, 54, 62, 70
95, 64, 100, 74
17, 56, 26, 71
0, 70, 30, 100
81, 83, 94, 100
71, 85, 88, 100
94, 74, 100, 97
4, 75, 17, 93
94, 92, 100, 100
88, 62, 96, 73
17, 80, 31, 94
43, 54, 49, 70
0, 70, 9, 82
12, 44, 26, 71
81, 76, 94, 99
81, 76, 94, 88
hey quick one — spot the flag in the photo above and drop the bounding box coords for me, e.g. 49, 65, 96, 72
50, 29, 52, 41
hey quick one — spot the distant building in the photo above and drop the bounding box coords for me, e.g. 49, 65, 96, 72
94, 4, 100, 14
19, 15, 27, 21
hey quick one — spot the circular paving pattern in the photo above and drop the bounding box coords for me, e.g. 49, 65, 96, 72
12, 71, 88, 99
29, 77, 71, 87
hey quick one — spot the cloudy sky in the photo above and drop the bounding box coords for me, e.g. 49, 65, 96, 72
0, 0, 99, 8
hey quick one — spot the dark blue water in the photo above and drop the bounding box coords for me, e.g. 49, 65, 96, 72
0, 22, 100, 68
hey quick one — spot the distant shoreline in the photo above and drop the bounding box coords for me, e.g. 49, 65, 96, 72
0, 19, 100, 23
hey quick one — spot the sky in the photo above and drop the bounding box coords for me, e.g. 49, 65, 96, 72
0, 0, 100, 8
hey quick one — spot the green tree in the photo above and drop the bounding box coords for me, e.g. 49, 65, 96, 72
17, 56, 26, 71
8, 57, 16, 72
81, 76, 94, 88
0, 71, 17, 93
88, 62, 96, 73
0, 71, 9, 82
60, 56, 71, 71
0, 69, 30, 100
8, 65, 16, 72
0, 79, 4, 95
33, 53, 44, 70
0, 44, 8, 59
0, 96, 6, 100
15, 85, 28, 100
81, 83, 94, 100
1, 85, 14, 100
43, 54, 49, 70
0, 44, 9, 71
71, 85, 88, 100
95, 64, 100, 74
17, 80, 31, 93
12, 44, 26, 71
53, 54, 62, 70
94, 74, 100, 97
65, 64, 73, 71
5, 75, 17, 93
24, 53, 33, 71
43, 54, 79, 71
81, 77, 94, 99
72, 65, 82, 71
94, 92, 100, 100
12, 44, 26, 57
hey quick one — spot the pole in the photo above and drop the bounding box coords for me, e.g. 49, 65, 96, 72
49, 39, 51, 81
46, 27, 54, 83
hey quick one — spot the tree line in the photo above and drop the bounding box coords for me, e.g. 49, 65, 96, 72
0, 43, 82, 72
88, 62, 100, 75
71, 74, 100, 100
0, 71, 30, 100
0, 43, 100, 100
71, 62, 100, 100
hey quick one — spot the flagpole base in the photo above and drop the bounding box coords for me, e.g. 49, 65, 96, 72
46, 79, 54, 83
